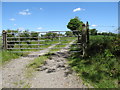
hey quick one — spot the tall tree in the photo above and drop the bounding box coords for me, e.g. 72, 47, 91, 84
67, 17, 84, 42
90, 29, 98, 35
31, 32, 39, 40
45, 32, 58, 40
65, 31, 73, 37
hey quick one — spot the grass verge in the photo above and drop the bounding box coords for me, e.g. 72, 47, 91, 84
1, 50, 29, 65
68, 35, 120, 88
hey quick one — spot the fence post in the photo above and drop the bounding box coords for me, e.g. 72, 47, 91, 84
82, 24, 86, 43
86, 21, 89, 44
82, 24, 87, 57
2, 30, 7, 50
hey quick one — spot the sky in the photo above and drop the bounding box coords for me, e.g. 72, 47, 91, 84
1, 0, 119, 2
1, 2, 118, 33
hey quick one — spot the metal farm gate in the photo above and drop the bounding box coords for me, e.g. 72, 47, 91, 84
2, 22, 89, 56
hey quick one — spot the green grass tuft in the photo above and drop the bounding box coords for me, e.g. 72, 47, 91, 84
27, 55, 48, 69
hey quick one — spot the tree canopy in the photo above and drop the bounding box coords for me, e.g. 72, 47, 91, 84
67, 17, 84, 42
67, 17, 84, 36
45, 32, 58, 40
90, 29, 98, 35
65, 31, 73, 37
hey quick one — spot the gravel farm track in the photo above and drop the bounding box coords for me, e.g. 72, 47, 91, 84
1, 40, 93, 88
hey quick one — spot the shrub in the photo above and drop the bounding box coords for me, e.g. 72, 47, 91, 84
68, 35, 119, 88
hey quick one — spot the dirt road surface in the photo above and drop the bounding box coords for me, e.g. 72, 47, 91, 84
2, 44, 58, 88
1, 40, 93, 88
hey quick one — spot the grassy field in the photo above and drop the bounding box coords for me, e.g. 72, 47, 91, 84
68, 35, 120, 88
49, 37, 76, 53
8, 38, 59, 52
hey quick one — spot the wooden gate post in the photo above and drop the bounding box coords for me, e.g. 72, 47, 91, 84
86, 21, 89, 44
2, 30, 7, 50
82, 24, 87, 57
82, 24, 86, 43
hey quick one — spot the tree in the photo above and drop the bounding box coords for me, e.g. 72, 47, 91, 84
90, 29, 98, 35
6, 29, 19, 48
19, 30, 30, 41
19, 30, 31, 48
67, 17, 84, 42
31, 32, 39, 40
65, 31, 73, 37
67, 17, 81, 31
118, 27, 120, 34
101, 32, 108, 35
45, 32, 58, 40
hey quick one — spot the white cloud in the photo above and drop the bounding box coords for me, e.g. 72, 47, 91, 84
91, 25, 97, 27
40, 8, 43, 10
102, 30, 108, 32
9, 18, 16, 21
27, 12, 31, 15
37, 27, 43, 30
19, 9, 31, 15
14, 24, 17, 26
73, 8, 85, 12
23, 9, 29, 12
18, 27, 25, 31
19, 11, 31, 15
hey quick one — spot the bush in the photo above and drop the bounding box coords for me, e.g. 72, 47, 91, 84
68, 35, 119, 88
